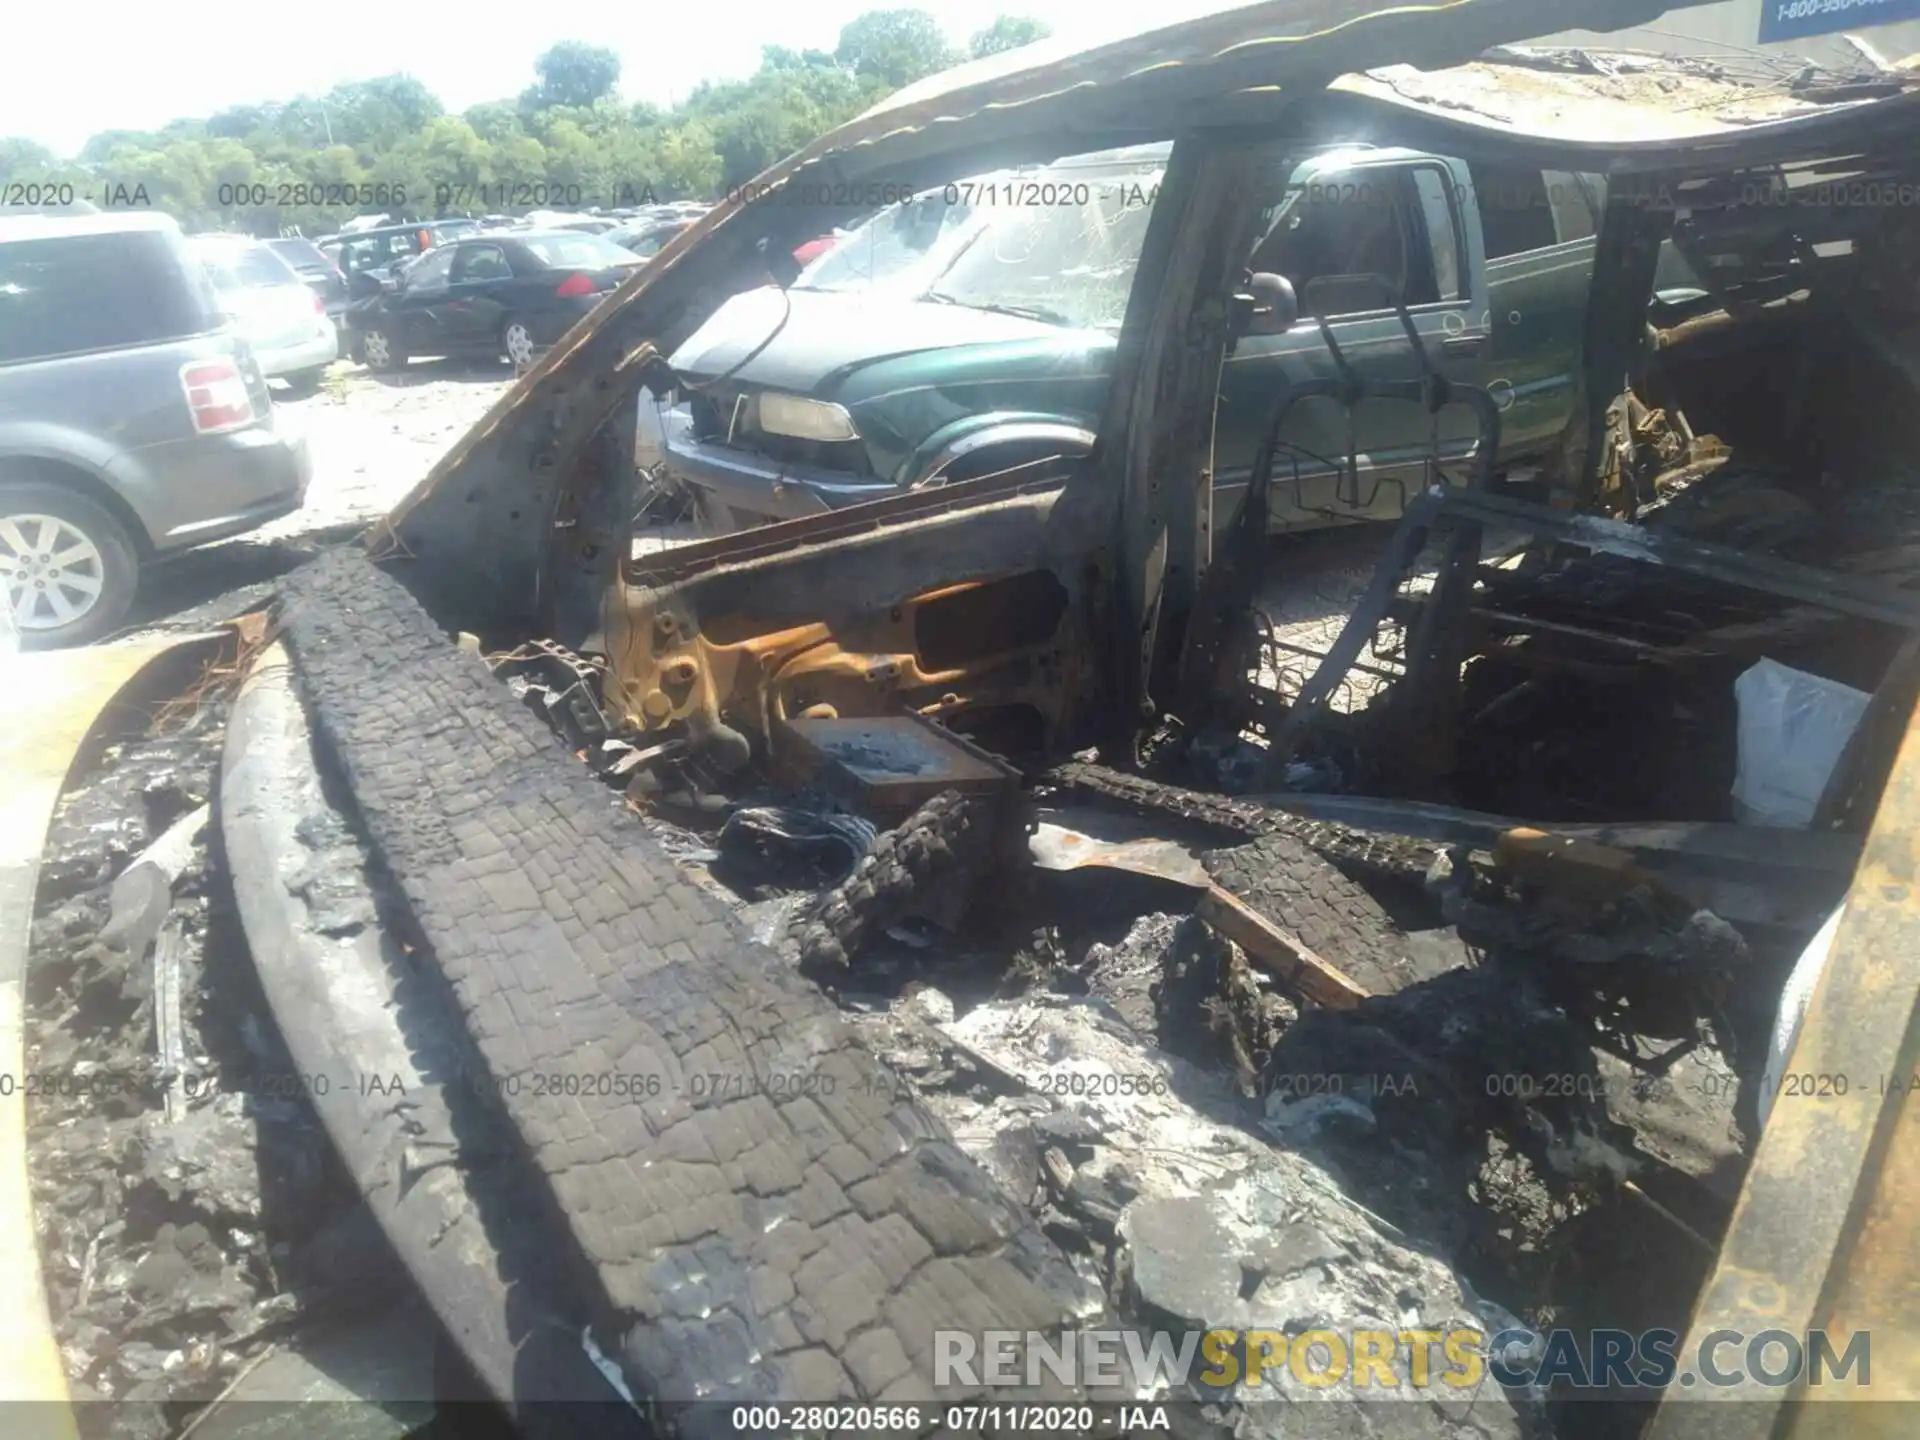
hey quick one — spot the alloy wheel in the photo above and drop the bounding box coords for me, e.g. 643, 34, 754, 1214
0, 513, 107, 631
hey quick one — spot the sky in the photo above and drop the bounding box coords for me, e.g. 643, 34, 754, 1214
4, 0, 1227, 158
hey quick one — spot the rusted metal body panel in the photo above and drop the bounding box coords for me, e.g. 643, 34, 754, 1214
1650, 695, 1920, 1435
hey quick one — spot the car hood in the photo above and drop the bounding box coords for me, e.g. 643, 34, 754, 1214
669, 286, 1073, 395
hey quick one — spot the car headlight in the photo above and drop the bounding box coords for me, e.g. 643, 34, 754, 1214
757, 393, 859, 443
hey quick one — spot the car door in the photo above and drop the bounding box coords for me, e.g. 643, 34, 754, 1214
384, 245, 456, 353
445, 243, 515, 353
1471, 163, 1601, 460
1212, 150, 1489, 531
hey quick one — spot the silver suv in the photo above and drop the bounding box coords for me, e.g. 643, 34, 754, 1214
0, 211, 312, 648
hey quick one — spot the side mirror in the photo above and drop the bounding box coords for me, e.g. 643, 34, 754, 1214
1229, 272, 1298, 339
759, 235, 801, 288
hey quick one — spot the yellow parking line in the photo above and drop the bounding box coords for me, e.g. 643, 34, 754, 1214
0, 634, 218, 1434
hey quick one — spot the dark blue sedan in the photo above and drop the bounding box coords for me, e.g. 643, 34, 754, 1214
341, 231, 642, 372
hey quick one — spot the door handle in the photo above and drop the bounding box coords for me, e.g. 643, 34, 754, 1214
1442, 335, 1485, 357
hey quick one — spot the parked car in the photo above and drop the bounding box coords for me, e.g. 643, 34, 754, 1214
606, 218, 692, 260
340, 230, 643, 371
0, 211, 310, 647
266, 236, 352, 343
792, 233, 839, 267
318, 220, 481, 294
189, 235, 338, 392
651, 142, 1605, 533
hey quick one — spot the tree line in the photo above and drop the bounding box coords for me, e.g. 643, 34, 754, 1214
0, 11, 1050, 239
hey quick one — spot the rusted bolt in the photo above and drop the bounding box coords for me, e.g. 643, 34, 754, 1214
654, 613, 677, 639
640, 691, 674, 723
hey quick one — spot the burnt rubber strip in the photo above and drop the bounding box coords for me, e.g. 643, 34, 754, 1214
275, 549, 1089, 1425
222, 646, 635, 1431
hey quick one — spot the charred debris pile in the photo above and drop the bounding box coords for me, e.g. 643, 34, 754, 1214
23, 656, 402, 1438
457, 133, 1920, 1438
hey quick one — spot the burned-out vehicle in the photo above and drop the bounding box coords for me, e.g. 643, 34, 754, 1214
14, 3, 1920, 1438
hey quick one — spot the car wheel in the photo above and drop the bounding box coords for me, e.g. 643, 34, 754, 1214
0, 483, 138, 650
501, 319, 538, 371
360, 327, 405, 372
284, 366, 328, 397
689, 490, 741, 537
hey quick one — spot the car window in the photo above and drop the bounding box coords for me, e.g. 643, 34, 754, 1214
1469, 163, 1561, 259
195, 239, 301, 292
452, 244, 511, 282
1248, 161, 1441, 314
797, 193, 976, 293
0, 229, 223, 364
404, 246, 455, 290
917, 145, 1172, 331
1543, 170, 1600, 245
268, 238, 330, 269
516, 234, 636, 269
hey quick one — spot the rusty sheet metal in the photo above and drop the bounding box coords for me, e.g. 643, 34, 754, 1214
773, 713, 1019, 824
0, 633, 219, 1435
1331, 57, 1906, 140
1649, 693, 1920, 1437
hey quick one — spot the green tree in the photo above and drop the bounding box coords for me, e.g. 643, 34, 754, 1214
527, 41, 622, 110
0, 137, 56, 178
6, 10, 1002, 232
968, 15, 1051, 59
324, 76, 443, 151
463, 101, 524, 145
835, 10, 954, 89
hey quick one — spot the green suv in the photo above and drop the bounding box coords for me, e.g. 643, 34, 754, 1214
652, 141, 1607, 535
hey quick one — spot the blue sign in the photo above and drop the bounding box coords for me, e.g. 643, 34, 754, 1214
1759, 0, 1920, 44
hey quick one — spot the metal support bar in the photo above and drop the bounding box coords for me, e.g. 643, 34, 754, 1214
1434, 487, 1920, 631
1257, 481, 1920, 786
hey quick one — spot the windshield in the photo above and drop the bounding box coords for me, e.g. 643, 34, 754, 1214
921, 152, 1167, 331
194, 238, 301, 292
518, 233, 640, 269
267, 238, 330, 269
796, 192, 978, 294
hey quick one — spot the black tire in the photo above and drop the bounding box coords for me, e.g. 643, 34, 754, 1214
791, 790, 998, 972
1201, 832, 1420, 995
283, 366, 327, 397
0, 480, 139, 650
689, 488, 744, 537
359, 325, 407, 372
274, 549, 1090, 1408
